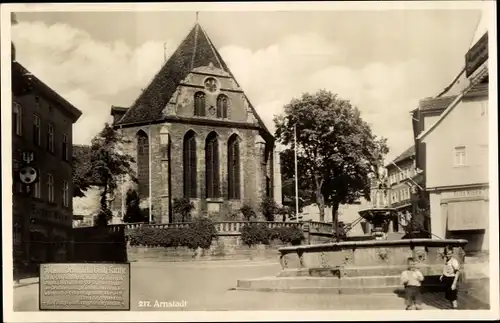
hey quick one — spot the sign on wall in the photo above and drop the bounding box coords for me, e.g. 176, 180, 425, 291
465, 32, 488, 78
442, 188, 488, 200
39, 263, 130, 310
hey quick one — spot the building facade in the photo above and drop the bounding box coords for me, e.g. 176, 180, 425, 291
385, 146, 420, 233
12, 61, 82, 268
109, 22, 281, 223
416, 31, 489, 252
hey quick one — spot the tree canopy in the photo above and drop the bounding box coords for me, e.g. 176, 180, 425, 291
274, 89, 389, 224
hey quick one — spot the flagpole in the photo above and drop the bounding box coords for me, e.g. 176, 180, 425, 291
294, 123, 299, 223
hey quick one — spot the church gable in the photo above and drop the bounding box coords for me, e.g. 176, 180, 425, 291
161, 65, 258, 125
114, 22, 271, 140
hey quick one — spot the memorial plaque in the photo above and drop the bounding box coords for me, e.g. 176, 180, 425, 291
39, 263, 130, 311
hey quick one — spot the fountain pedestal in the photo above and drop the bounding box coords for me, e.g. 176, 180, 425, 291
359, 207, 396, 240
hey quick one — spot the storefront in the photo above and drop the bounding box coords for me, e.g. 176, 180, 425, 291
433, 186, 489, 252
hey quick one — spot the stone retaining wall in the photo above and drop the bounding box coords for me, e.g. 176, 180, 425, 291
127, 235, 288, 262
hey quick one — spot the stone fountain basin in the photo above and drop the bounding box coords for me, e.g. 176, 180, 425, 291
358, 207, 397, 222
236, 238, 469, 294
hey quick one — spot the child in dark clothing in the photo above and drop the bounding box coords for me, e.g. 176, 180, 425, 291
401, 257, 425, 310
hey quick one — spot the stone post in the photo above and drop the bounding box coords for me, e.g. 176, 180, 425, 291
302, 220, 311, 245
159, 127, 170, 224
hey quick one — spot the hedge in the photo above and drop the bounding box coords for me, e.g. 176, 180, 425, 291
126, 217, 218, 250
240, 223, 304, 247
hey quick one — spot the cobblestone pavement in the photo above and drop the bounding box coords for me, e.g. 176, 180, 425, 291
13, 260, 489, 312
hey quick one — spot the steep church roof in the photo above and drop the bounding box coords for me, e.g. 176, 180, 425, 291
116, 23, 272, 139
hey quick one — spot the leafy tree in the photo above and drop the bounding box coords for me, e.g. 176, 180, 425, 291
172, 197, 195, 222
123, 189, 148, 223
280, 176, 313, 215
72, 145, 95, 197
274, 90, 389, 227
87, 123, 136, 226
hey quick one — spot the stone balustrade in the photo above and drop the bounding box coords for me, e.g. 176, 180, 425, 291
308, 221, 334, 234
122, 220, 329, 235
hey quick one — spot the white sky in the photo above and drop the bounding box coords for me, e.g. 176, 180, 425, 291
12, 8, 483, 162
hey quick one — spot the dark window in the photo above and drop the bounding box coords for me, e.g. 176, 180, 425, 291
227, 134, 240, 199
33, 115, 41, 146
183, 131, 197, 198
62, 133, 68, 160
392, 215, 399, 232
13, 102, 22, 136
216, 95, 228, 119
47, 123, 54, 153
205, 132, 220, 198
137, 130, 150, 197
194, 92, 206, 116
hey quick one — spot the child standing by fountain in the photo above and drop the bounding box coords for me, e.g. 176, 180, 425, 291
440, 247, 461, 309
401, 257, 425, 310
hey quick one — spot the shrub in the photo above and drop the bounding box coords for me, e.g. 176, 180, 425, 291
277, 206, 293, 222
95, 208, 113, 227
260, 196, 278, 221
123, 189, 147, 223
240, 223, 271, 246
270, 226, 305, 246
186, 217, 218, 250
240, 223, 305, 246
172, 198, 195, 222
240, 204, 256, 221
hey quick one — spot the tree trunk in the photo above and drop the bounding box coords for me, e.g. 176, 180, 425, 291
331, 201, 340, 241
100, 184, 108, 210
314, 175, 325, 222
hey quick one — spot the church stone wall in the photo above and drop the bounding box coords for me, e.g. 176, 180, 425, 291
112, 122, 270, 223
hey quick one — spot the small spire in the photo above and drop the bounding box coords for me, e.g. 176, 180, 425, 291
196, 11, 199, 23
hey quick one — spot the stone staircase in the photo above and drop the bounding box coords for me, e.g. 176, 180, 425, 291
236, 264, 490, 297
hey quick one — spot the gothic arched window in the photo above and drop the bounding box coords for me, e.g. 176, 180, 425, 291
227, 134, 240, 199
216, 94, 229, 119
183, 131, 197, 198
205, 132, 220, 198
136, 130, 149, 197
194, 92, 206, 116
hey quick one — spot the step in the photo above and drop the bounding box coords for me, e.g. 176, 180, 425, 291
234, 285, 404, 295
237, 275, 403, 290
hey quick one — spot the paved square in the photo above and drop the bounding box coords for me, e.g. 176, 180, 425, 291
14, 260, 488, 311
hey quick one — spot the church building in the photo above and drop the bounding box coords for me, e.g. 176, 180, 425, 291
109, 22, 281, 223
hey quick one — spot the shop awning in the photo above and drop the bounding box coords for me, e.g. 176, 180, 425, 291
447, 200, 487, 231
